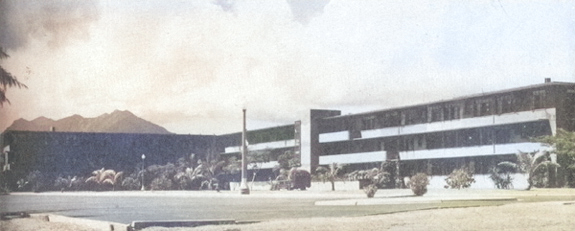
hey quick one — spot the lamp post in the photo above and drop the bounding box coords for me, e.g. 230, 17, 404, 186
141, 154, 146, 191
239, 109, 250, 195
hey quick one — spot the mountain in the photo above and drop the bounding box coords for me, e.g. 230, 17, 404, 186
5, 110, 173, 134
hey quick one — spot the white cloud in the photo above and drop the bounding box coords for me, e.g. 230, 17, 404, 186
1, 0, 574, 134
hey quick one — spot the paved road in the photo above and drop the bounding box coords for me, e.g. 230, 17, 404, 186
2, 189, 574, 224
0, 190, 446, 224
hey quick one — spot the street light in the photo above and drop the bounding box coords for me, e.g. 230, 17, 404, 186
141, 154, 146, 191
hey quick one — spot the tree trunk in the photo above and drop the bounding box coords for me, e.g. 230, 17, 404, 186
330, 180, 335, 191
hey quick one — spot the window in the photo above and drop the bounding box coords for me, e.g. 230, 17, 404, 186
426, 133, 443, 149
444, 104, 461, 120
497, 95, 515, 114
430, 105, 443, 122
476, 98, 493, 116
532, 90, 546, 109
362, 116, 376, 130
463, 100, 475, 118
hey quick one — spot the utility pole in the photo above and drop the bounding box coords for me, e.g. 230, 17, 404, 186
239, 109, 250, 195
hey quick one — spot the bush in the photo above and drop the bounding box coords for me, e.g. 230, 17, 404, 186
409, 173, 429, 196
121, 176, 141, 190
489, 166, 514, 189
364, 184, 378, 198
150, 175, 173, 190
445, 167, 475, 189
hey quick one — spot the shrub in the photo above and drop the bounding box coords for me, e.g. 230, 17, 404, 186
150, 175, 173, 190
409, 173, 429, 196
121, 176, 141, 190
364, 184, 378, 198
489, 166, 514, 189
445, 167, 475, 189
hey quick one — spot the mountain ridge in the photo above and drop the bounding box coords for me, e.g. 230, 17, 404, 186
5, 110, 173, 134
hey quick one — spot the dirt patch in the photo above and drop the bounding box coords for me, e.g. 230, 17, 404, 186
0, 216, 101, 231
2, 201, 574, 231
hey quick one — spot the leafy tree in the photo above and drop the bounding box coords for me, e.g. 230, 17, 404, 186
315, 163, 346, 191
498, 150, 559, 190
248, 149, 271, 184
276, 151, 301, 171
0, 47, 27, 106
537, 129, 575, 187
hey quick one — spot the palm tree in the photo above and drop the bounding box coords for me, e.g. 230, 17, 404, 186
315, 162, 346, 191
0, 47, 27, 106
86, 168, 124, 190
498, 150, 560, 190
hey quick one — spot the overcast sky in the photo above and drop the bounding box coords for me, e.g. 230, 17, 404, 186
1, 0, 574, 135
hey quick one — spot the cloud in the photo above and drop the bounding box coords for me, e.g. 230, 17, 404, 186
286, 0, 330, 24
0, 0, 100, 51
213, 0, 235, 12
1, 1, 574, 135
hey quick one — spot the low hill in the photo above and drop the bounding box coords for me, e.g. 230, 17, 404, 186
5, 110, 173, 134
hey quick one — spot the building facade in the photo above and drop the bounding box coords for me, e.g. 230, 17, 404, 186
306, 81, 575, 188
2, 81, 574, 189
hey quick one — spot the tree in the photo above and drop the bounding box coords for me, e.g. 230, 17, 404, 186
276, 151, 301, 171
498, 150, 560, 190
85, 168, 124, 191
537, 129, 575, 187
0, 47, 27, 106
247, 149, 272, 184
315, 163, 346, 191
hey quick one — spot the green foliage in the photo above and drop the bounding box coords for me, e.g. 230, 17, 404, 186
347, 163, 392, 192
18, 170, 45, 192
498, 150, 560, 190
409, 173, 429, 196
444, 167, 475, 189
150, 175, 173, 190
537, 129, 575, 187
85, 168, 124, 190
315, 163, 346, 191
489, 166, 514, 189
121, 176, 140, 190
276, 151, 301, 171
364, 184, 378, 198
1, 46, 28, 106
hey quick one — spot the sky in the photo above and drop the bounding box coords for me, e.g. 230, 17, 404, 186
0, 0, 574, 135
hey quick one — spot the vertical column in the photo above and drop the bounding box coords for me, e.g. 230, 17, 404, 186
240, 109, 250, 195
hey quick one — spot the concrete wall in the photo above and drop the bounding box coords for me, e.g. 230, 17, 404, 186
309, 181, 360, 191
229, 181, 360, 191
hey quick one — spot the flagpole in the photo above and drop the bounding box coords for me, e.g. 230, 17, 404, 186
240, 109, 250, 195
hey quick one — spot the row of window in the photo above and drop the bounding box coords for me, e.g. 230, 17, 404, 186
320, 121, 552, 155
355, 89, 551, 130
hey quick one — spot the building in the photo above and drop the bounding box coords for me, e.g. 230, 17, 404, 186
304, 80, 575, 188
2, 80, 574, 189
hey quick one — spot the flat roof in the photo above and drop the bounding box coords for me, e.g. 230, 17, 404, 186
324, 81, 575, 120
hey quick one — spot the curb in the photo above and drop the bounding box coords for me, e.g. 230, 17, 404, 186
315, 197, 518, 206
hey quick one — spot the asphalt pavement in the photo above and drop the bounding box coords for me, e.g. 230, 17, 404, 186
2, 188, 575, 225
